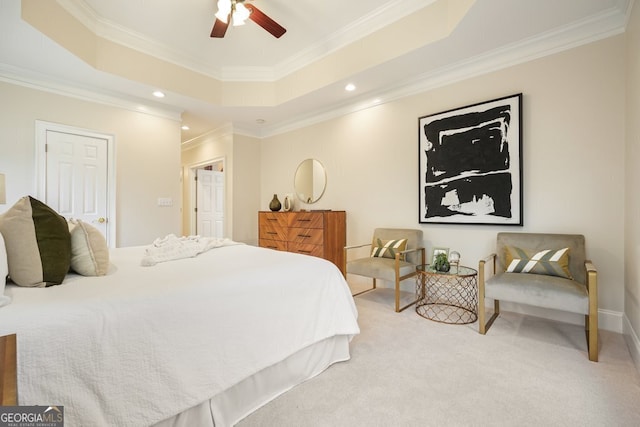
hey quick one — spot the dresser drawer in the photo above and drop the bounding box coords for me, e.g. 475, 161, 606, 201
287, 227, 324, 245
288, 212, 323, 229
259, 221, 287, 241
260, 212, 289, 228
258, 238, 287, 251
288, 242, 324, 258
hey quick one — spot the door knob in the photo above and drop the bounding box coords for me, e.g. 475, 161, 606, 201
96, 217, 107, 224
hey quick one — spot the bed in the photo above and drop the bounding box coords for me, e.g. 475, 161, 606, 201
0, 241, 360, 426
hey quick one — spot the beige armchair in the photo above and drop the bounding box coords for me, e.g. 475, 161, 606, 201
344, 228, 425, 312
479, 232, 598, 362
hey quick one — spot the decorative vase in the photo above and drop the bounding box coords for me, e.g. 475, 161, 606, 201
269, 194, 281, 212
282, 194, 294, 212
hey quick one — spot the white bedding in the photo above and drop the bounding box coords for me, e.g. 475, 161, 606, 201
0, 243, 360, 426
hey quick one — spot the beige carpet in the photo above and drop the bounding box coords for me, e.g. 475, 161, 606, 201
238, 288, 640, 427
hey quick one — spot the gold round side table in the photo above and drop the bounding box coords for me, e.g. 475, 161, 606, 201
415, 264, 478, 324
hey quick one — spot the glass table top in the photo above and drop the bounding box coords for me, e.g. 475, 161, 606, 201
416, 264, 477, 276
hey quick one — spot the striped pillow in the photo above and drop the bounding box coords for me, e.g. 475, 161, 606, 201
371, 238, 407, 259
505, 246, 572, 279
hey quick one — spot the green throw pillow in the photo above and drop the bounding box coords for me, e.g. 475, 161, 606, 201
371, 238, 407, 259
0, 196, 71, 287
505, 246, 572, 279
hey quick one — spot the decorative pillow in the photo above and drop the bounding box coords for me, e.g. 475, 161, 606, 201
0, 196, 71, 287
0, 232, 10, 308
69, 219, 110, 276
371, 238, 408, 259
505, 246, 572, 279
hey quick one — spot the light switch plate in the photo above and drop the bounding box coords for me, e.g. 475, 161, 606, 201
157, 197, 173, 207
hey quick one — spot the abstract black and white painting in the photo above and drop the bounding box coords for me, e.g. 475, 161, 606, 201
419, 94, 523, 225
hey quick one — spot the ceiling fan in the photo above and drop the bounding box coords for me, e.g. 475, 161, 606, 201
210, 0, 287, 39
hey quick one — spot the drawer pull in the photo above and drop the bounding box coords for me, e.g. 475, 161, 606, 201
298, 234, 312, 238
296, 219, 311, 222
299, 250, 312, 254
267, 218, 277, 221
266, 231, 277, 235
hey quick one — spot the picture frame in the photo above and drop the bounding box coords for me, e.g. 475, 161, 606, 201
431, 247, 449, 264
418, 93, 523, 225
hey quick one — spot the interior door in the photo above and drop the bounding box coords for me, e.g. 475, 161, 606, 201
196, 169, 224, 238
44, 130, 109, 239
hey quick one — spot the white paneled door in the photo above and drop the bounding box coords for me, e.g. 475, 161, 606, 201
196, 169, 224, 238
44, 130, 110, 240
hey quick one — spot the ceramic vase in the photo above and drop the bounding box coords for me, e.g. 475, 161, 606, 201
282, 194, 294, 212
269, 194, 282, 212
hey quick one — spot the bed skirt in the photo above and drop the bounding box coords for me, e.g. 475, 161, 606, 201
154, 334, 351, 427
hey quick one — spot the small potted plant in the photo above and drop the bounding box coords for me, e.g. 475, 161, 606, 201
433, 252, 450, 272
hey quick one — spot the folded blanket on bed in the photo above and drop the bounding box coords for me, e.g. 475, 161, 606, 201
141, 234, 239, 266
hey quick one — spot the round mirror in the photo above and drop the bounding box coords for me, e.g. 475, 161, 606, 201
294, 159, 326, 204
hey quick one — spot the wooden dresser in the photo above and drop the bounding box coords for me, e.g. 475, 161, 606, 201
258, 211, 346, 274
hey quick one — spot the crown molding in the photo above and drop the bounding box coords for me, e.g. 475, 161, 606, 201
5, 0, 631, 139
181, 122, 234, 150
0, 62, 182, 121
58, 0, 434, 82
258, 2, 629, 138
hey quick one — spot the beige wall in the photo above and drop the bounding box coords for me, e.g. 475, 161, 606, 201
0, 81, 182, 247
260, 35, 626, 331
625, 1, 640, 364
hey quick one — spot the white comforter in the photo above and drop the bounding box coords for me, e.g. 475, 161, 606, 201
0, 244, 360, 426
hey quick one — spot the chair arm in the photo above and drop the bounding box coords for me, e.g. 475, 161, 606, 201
398, 247, 423, 256
585, 260, 598, 296
344, 243, 371, 250
478, 253, 497, 284
396, 247, 426, 265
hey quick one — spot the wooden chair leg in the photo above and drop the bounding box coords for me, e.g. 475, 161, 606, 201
395, 276, 400, 312
587, 313, 598, 362
478, 282, 486, 334
478, 259, 499, 334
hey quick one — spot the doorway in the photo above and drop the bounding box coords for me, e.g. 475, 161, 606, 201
35, 121, 116, 246
189, 159, 225, 238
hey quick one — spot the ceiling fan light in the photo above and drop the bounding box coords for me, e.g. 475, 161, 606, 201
215, 0, 231, 23
233, 3, 250, 26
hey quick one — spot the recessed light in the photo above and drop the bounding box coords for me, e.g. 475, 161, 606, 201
345, 83, 356, 92
181, 125, 190, 130
152, 90, 165, 98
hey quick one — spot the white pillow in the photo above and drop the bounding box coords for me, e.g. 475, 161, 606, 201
0, 231, 11, 307
69, 219, 110, 276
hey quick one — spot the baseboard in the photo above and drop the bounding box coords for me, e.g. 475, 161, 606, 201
623, 315, 640, 373
360, 278, 624, 333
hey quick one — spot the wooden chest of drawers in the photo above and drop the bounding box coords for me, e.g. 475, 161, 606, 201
258, 211, 346, 274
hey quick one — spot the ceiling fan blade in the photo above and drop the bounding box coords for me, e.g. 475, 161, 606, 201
246, 4, 286, 38
210, 17, 229, 38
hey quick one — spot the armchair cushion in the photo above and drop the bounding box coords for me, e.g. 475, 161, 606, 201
485, 272, 589, 314
505, 246, 572, 279
371, 238, 407, 259
347, 257, 416, 282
